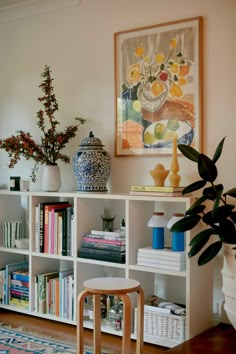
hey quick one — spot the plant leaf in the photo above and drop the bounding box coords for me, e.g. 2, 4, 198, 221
218, 219, 236, 242
182, 180, 206, 194
188, 229, 214, 257
178, 144, 199, 162
198, 154, 218, 182
212, 136, 226, 163
186, 204, 206, 215
198, 241, 222, 265
170, 214, 201, 232
224, 188, 236, 198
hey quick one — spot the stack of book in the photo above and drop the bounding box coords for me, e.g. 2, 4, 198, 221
34, 269, 74, 320
130, 185, 184, 196
9, 268, 29, 309
137, 247, 186, 271
35, 201, 74, 256
78, 230, 126, 264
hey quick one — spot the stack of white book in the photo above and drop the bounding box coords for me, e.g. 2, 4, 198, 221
137, 247, 186, 271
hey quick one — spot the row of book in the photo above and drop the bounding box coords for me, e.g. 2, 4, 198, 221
35, 201, 74, 256
78, 230, 126, 264
34, 269, 74, 320
137, 247, 186, 271
0, 261, 29, 308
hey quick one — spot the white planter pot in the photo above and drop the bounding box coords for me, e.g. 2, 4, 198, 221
42, 164, 61, 192
221, 243, 236, 330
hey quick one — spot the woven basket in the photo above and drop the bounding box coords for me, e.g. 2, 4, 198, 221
134, 305, 186, 346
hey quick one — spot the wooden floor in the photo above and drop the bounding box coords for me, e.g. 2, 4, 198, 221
0, 309, 168, 354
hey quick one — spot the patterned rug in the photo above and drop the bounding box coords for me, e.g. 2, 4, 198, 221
0, 326, 115, 354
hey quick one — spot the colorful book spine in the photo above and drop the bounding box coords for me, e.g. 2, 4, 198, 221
83, 235, 125, 245
90, 230, 123, 237
78, 250, 125, 264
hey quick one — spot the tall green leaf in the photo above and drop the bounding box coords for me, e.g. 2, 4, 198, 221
188, 229, 214, 258
177, 144, 199, 162
182, 180, 206, 194
212, 136, 226, 163
170, 214, 201, 232
198, 241, 222, 265
198, 154, 218, 182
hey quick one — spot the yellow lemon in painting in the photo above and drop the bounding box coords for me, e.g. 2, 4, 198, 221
133, 100, 142, 112
154, 122, 167, 139
144, 131, 155, 145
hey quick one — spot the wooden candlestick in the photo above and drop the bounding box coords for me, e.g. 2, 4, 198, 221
169, 137, 181, 187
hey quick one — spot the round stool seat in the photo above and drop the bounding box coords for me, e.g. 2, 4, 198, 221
77, 277, 144, 354
83, 277, 140, 293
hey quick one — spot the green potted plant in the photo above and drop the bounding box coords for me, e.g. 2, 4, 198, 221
170, 137, 236, 329
0, 65, 85, 190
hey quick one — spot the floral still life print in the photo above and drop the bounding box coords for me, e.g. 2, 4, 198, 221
114, 17, 203, 156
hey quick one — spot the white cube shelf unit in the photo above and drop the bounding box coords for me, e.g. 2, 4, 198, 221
0, 190, 214, 348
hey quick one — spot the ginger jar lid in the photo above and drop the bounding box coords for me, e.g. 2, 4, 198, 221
79, 131, 104, 148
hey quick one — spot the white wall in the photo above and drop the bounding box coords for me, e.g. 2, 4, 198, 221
0, 0, 235, 317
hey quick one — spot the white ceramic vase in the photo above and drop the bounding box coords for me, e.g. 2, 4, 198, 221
42, 164, 61, 192
221, 243, 236, 330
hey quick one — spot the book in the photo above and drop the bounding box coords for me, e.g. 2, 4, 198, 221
5, 262, 29, 304
130, 190, 184, 197
79, 247, 125, 257
131, 185, 184, 192
44, 202, 70, 254
137, 256, 185, 266
137, 260, 186, 271
83, 236, 125, 246
37, 271, 59, 314
90, 230, 123, 237
81, 240, 126, 252
78, 250, 126, 264
59, 269, 73, 318
138, 247, 186, 259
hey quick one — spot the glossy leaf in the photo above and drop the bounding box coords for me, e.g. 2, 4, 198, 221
186, 204, 206, 215
182, 180, 206, 194
218, 219, 236, 242
188, 229, 214, 258
198, 241, 222, 265
203, 184, 223, 200
212, 136, 226, 163
177, 144, 199, 162
170, 214, 201, 232
198, 154, 218, 182
224, 188, 236, 198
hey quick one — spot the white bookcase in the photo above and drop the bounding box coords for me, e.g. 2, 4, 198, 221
0, 190, 214, 348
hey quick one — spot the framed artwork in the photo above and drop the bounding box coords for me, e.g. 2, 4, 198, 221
114, 17, 203, 156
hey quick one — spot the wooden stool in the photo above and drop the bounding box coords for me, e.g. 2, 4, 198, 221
77, 277, 144, 354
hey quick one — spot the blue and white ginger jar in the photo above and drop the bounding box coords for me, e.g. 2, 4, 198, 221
73, 131, 111, 192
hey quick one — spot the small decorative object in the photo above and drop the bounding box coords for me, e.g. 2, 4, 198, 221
20, 179, 30, 191
147, 212, 167, 249
101, 214, 115, 232
169, 137, 181, 187
0, 65, 85, 190
150, 163, 169, 187
73, 131, 111, 192
42, 164, 61, 192
167, 213, 185, 251
3, 221, 23, 248
10, 176, 21, 191
170, 137, 236, 329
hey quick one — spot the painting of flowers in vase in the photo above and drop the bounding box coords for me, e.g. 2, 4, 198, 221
114, 17, 203, 156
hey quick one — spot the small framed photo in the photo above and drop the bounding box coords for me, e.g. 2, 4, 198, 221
114, 17, 203, 156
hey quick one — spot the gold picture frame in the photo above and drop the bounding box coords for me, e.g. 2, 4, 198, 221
114, 17, 203, 156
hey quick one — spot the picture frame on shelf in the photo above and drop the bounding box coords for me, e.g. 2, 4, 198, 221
114, 16, 203, 157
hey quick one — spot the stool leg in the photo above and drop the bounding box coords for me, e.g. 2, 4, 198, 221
93, 294, 101, 354
121, 294, 132, 354
136, 286, 144, 354
77, 290, 90, 354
